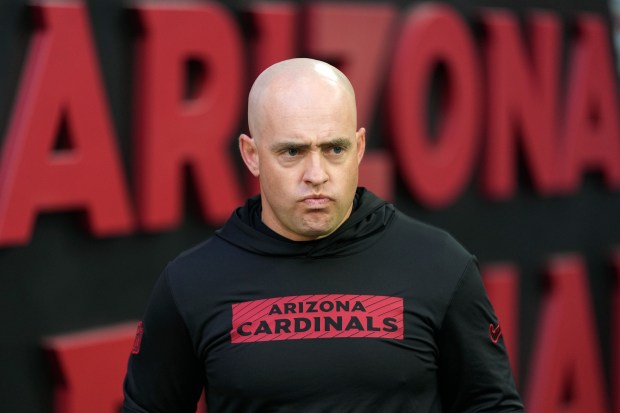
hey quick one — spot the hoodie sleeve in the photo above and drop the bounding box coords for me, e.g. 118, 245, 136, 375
122, 267, 206, 413
436, 257, 524, 412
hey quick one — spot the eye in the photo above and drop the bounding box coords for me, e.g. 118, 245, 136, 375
286, 148, 299, 157
331, 146, 344, 154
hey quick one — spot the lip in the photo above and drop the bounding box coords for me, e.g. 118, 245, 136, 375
300, 195, 332, 207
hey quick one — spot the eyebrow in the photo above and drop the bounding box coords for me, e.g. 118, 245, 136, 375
269, 137, 352, 153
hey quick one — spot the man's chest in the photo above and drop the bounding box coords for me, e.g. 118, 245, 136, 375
177, 251, 455, 409
197, 288, 443, 406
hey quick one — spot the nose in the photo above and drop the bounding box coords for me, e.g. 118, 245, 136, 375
302, 152, 329, 186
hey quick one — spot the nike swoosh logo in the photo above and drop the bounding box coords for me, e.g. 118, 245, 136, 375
489, 322, 502, 343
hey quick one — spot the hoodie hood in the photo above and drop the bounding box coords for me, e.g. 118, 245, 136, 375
215, 188, 395, 258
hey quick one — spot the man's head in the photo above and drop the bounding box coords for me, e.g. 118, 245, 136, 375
239, 58, 366, 241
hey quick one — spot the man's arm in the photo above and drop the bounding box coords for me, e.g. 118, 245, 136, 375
122, 267, 205, 413
437, 258, 524, 412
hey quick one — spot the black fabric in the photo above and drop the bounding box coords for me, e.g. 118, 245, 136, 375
122, 188, 523, 412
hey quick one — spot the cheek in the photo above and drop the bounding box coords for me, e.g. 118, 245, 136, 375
338, 160, 359, 184
261, 163, 298, 196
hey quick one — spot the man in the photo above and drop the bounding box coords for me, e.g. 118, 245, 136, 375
122, 58, 523, 412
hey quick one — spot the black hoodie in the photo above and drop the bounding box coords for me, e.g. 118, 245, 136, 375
122, 188, 523, 413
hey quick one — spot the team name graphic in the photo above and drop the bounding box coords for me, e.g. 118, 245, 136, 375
231, 294, 404, 343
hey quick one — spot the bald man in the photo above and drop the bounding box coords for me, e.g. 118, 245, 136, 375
239, 58, 365, 242
122, 58, 523, 412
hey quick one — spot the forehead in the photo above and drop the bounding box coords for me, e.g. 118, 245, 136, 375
260, 109, 355, 147
261, 85, 354, 135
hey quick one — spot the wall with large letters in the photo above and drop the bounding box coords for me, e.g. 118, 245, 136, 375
0, 0, 619, 412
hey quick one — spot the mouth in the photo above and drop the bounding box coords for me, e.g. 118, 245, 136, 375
300, 195, 332, 208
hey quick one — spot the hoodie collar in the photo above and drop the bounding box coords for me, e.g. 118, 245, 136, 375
215, 188, 394, 258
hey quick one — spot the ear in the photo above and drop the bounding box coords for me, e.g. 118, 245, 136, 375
239, 133, 260, 177
356, 127, 366, 164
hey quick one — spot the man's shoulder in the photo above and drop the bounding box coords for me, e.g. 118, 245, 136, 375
157, 233, 246, 303
164, 234, 230, 277
389, 209, 473, 262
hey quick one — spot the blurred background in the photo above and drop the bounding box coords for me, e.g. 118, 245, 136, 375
0, 0, 619, 412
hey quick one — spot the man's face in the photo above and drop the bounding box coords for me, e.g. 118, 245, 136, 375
248, 80, 365, 241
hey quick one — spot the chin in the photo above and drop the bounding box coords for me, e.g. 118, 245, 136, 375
300, 224, 337, 239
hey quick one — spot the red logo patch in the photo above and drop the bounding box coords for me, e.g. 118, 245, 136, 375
489, 322, 502, 343
231, 294, 404, 344
131, 321, 144, 354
